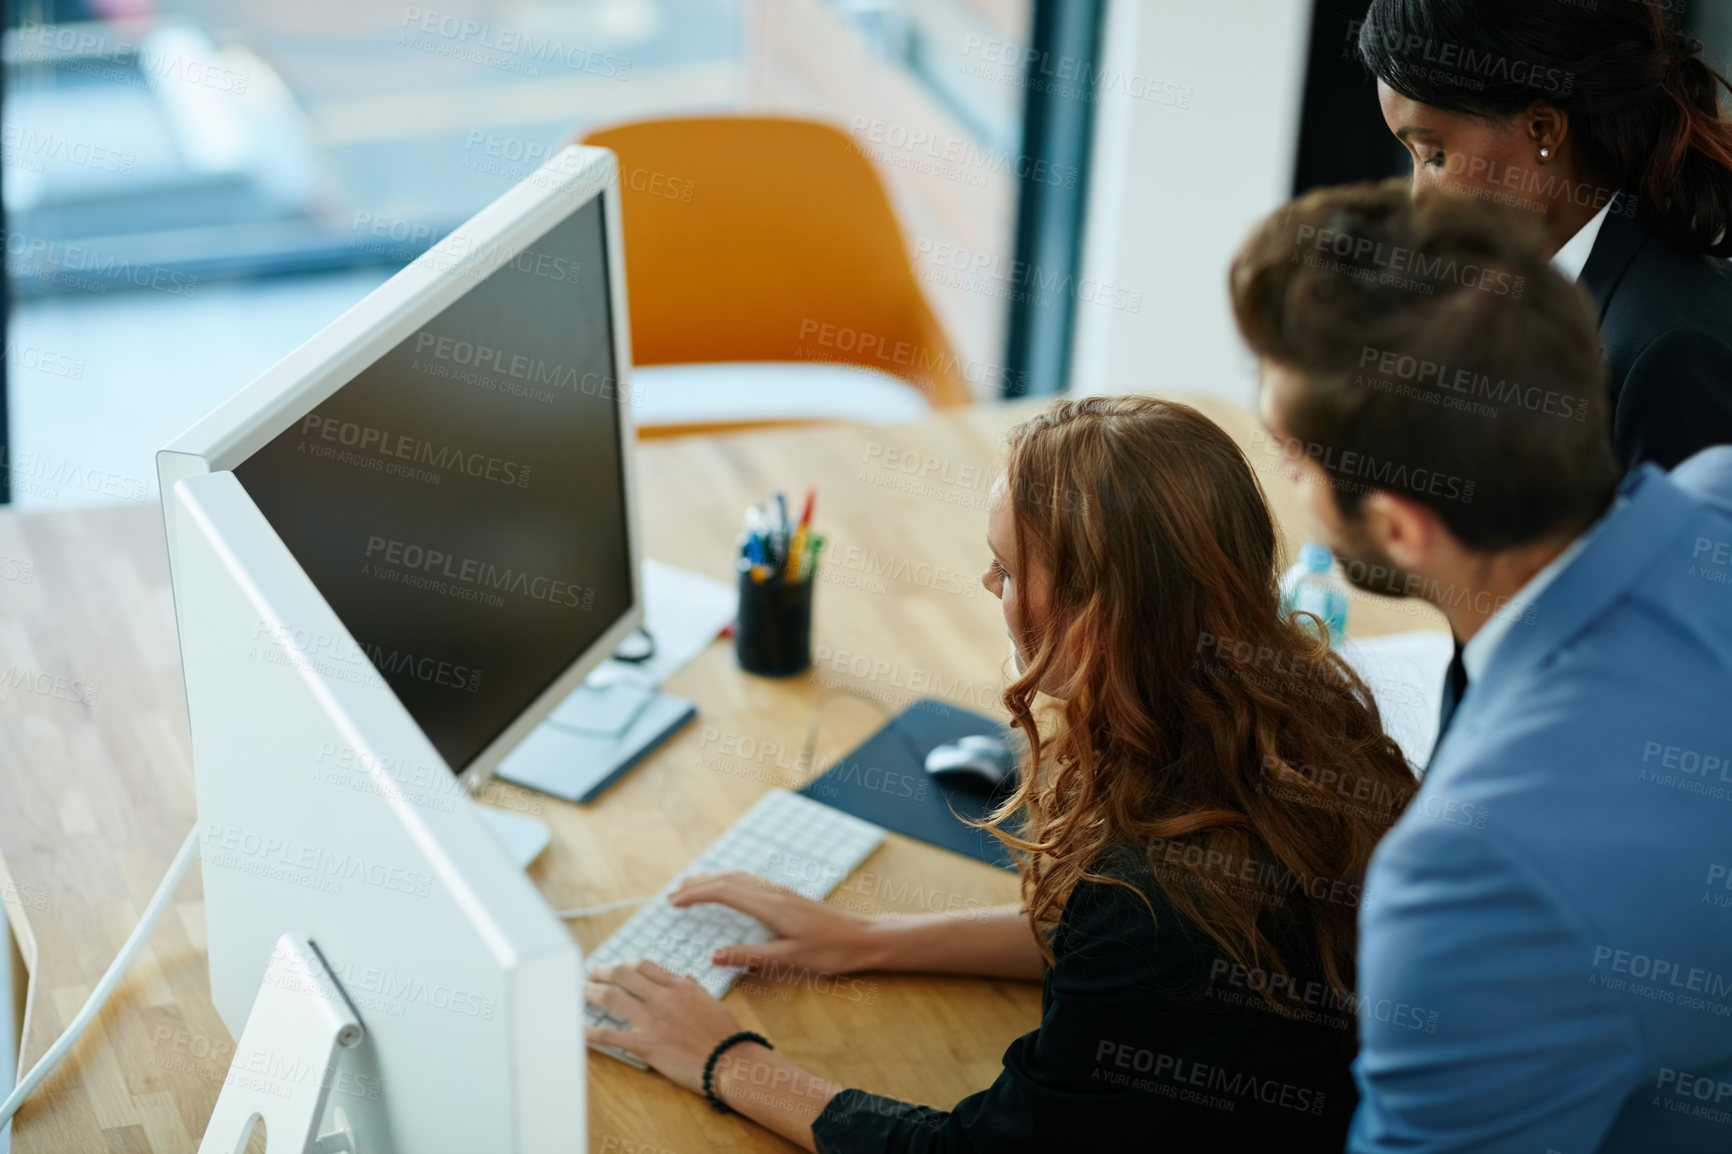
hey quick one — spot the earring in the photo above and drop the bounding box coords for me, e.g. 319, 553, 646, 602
1540, 147, 1552, 160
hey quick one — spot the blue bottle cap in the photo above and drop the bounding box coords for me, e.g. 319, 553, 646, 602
1298, 542, 1334, 574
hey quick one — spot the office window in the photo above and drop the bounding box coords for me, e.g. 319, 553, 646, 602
2, 0, 1034, 508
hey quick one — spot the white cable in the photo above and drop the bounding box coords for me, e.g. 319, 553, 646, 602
555, 896, 653, 919
0, 825, 200, 1128
0, 842, 660, 1125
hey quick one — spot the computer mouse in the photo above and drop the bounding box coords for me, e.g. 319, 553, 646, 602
923, 734, 1017, 791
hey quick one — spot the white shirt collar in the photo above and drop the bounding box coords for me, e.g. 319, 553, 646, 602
1459, 494, 1628, 685
1552, 199, 1616, 283
1459, 536, 1588, 685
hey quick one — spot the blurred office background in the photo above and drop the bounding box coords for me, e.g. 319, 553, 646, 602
2, 0, 1727, 508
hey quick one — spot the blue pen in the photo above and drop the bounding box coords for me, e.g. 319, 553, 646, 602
742, 508, 770, 566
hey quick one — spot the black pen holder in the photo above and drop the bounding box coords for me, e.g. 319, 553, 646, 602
735, 566, 814, 677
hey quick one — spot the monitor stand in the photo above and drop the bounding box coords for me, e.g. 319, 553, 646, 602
198, 934, 362, 1154
478, 807, 552, 868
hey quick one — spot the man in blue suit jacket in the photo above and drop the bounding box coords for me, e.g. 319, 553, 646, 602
1228, 180, 1732, 1152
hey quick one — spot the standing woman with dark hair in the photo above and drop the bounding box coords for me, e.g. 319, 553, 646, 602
1358, 0, 1732, 470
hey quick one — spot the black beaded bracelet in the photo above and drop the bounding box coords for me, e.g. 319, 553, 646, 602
703, 1030, 772, 1115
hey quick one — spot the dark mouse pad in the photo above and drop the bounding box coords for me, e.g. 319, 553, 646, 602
798, 699, 1017, 870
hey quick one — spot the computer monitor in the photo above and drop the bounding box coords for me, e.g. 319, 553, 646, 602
157, 145, 639, 1153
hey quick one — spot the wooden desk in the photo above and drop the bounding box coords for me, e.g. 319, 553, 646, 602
0, 396, 1443, 1153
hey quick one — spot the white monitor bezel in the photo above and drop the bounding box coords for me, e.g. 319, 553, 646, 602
158, 144, 644, 793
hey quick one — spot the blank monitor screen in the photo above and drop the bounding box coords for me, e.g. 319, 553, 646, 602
235, 197, 632, 772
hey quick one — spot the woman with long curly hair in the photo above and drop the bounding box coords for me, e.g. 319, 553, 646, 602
584, 396, 1418, 1151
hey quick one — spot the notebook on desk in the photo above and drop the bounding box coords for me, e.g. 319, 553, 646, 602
799, 699, 1017, 870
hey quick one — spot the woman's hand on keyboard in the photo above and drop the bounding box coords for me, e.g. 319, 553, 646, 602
584, 959, 742, 1093
670, 871, 885, 974
587, 957, 845, 1142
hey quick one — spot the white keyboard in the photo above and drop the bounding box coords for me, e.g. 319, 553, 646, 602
581, 789, 885, 1067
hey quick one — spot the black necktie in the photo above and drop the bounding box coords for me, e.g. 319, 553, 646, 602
1436, 638, 1469, 745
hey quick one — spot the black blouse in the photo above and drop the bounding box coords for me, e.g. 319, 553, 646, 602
810, 855, 1359, 1153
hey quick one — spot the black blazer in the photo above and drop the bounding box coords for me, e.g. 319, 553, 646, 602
809, 850, 1359, 1153
1579, 205, 1732, 470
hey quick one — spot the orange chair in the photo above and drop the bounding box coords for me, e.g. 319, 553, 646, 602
579, 116, 974, 436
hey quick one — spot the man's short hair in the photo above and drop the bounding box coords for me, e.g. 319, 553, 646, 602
1230, 179, 1621, 551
